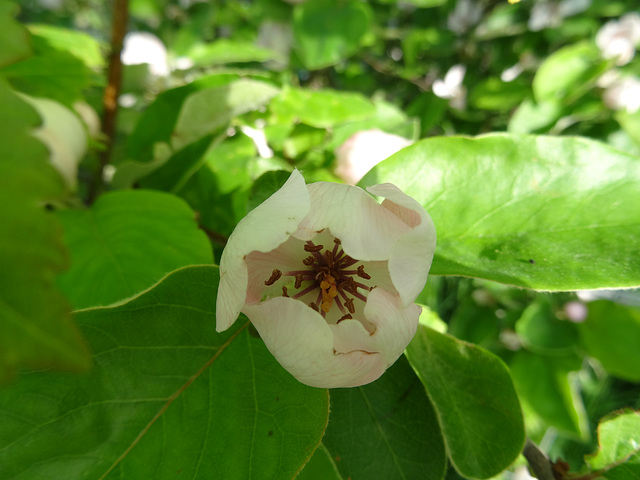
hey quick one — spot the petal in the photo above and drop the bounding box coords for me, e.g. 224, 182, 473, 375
244, 297, 388, 388
330, 287, 420, 367
367, 183, 436, 307
294, 182, 411, 261
216, 170, 310, 332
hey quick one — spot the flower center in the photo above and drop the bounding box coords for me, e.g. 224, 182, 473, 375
264, 237, 372, 322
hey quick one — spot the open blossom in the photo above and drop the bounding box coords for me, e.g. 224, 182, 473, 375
433, 65, 467, 110
216, 170, 436, 388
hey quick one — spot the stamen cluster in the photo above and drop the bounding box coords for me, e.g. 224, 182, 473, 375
265, 237, 372, 322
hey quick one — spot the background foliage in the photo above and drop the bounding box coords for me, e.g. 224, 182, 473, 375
1, 0, 639, 479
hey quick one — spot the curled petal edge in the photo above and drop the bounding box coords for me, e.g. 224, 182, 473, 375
216, 170, 310, 332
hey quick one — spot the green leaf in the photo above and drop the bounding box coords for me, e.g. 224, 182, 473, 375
126, 73, 241, 163
405, 324, 524, 479
361, 134, 640, 291
468, 78, 528, 111
509, 351, 587, 438
515, 300, 579, 354
270, 87, 375, 129
27, 24, 104, 69
322, 355, 446, 480
578, 301, 640, 381
0, 1, 32, 68
293, 0, 372, 69
532, 42, 605, 104
585, 409, 640, 479
172, 78, 279, 150
296, 444, 342, 480
0, 79, 90, 384
1, 30, 96, 105
508, 98, 562, 134
0, 266, 330, 479
187, 39, 284, 66
56, 190, 213, 310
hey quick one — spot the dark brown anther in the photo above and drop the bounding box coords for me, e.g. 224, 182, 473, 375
282, 286, 289, 297
302, 255, 315, 265
357, 265, 371, 280
309, 302, 320, 312
344, 297, 355, 314
333, 237, 341, 245
337, 314, 353, 323
304, 243, 324, 252
294, 274, 304, 289
265, 269, 282, 285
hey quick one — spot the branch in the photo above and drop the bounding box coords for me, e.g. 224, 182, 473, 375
88, 0, 129, 204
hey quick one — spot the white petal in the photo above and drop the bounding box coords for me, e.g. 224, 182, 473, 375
367, 183, 436, 307
294, 182, 411, 261
363, 287, 422, 365
216, 170, 310, 332
244, 297, 387, 388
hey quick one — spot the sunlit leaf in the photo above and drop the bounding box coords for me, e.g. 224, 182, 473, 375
56, 190, 213, 309
362, 134, 640, 291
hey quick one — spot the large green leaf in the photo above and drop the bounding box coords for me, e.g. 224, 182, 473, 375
578, 301, 640, 381
0, 80, 90, 384
0, 266, 330, 479
585, 409, 640, 479
292, 0, 372, 69
361, 134, 640, 291
56, 190, 213, 310
405, 324, 524, 479
322, 355, 446, 480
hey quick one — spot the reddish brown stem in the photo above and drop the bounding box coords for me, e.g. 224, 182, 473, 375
88, 0, 129, 204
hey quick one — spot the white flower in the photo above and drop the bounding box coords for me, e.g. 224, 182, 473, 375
121, 32, 170, 77
216, 170, 436, 388
334, 129, 412, 185
433, 64, 467, 110
601, 74, 640, 114
596, 12, 640, 66
447, 0, 483, 35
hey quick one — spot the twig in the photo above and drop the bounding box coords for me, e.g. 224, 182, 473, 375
523, 439, 557, 480
88, 0, 129, 204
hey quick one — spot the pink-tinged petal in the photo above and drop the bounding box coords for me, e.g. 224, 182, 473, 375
367, 183, 436, 307
244, 297, 388, 388
216, 170, 310, 332
329, 287, 420, 367
363, 287, 421, 365
294, 182, 411, 261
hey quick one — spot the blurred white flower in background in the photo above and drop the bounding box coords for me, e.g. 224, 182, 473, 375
433, 64, 467, 110
18, 94, 88, 189
596, 12, 640, 66
528, 0, 591, 31
121, 32, 170, 77
447, 0, 482, 35
598, 71, 640, 114
334, 129, 412, 185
